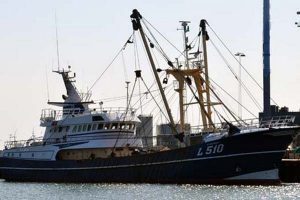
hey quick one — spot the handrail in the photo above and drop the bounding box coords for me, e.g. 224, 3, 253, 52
189, 115, 296, 134
3, 133, 141, 150
40, 107, 137, 122
190, 118, 259, 134
259, 115, 295, 128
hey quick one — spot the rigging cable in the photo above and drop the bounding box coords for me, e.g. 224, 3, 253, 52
140, 77, 171, 125
112, 77, 138, 152
87, 35, 133, 93
133, 32, 144, 115
206, 22, 279, 106
143, 18, 184, 57
209, 78, 257, 118
209, 38, 263, 111
121, 50, 129, 82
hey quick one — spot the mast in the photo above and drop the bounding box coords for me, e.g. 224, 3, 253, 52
125, 81, 130, 111
130, 9, 178, 135
55, 12, 61, 71
173, 21, 191, 132
200, 19, 213, 128
49, 67, 93, 115
166, 19, 215, 132
179, 21, 191, 69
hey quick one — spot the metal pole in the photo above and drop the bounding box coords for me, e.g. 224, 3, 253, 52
200, 19, 213, 128
179, 21, 190, 69
130, 9, 177, 135
263, 0, 271, 117
235, 52, 245, 119
125, 81, 130, 111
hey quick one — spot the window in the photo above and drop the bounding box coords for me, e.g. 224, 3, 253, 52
92, 115, 104, 121
104, 124, 110, 130
83, 124, 87, 132
111, 123, 118, 130
132, 124, 135, 130
58, 127, 63, 132
54, 127, 58, 132
72, 126, 77, 133
92, 124, 97, 131
97, 123, 103, 130
78, 125, 82, 132
120, 123, 125, 130
66, 126, 70, 132
87, 124, 91, 131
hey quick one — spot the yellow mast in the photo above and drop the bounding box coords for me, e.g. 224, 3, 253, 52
200, 19, 213, 130
131, 9, 216, 138
166, 19, 215, 132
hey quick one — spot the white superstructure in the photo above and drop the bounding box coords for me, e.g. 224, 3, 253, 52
2, 68, 143, 161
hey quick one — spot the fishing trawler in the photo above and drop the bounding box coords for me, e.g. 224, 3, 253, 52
0, 9, 299, 184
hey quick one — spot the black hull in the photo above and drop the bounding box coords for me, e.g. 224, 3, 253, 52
0, 128, 298, 185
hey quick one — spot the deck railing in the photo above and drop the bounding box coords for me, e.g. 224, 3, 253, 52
190, 115, 296, 135
4, 133, 140, 150
40, 107, 137, 122
259, 115, 295, 128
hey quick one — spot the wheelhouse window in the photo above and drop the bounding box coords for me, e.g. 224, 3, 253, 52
83, 124, 87, 132
125, 124, 131, 130
111, 123, 118, 130
87, 124, 91, 131
92, 124, 97, 131
72, 126, 77, 133
97, 123, 103, 130
120, 123, 126, 130
104, 124, 110, 130
92, 115, 104, 121
78, 125, 82, 132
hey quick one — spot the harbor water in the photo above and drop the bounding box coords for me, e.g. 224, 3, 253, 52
1, 180, 300, 200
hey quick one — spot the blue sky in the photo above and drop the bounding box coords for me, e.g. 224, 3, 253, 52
0, 0, 299, 144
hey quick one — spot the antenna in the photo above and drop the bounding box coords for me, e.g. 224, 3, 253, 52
45, 67, 50, 101
126, 81, 130, 111
55, 11, 61, 71
178, 21, 191, 69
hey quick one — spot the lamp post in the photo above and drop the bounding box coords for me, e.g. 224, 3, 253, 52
234, 52, 246, 119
